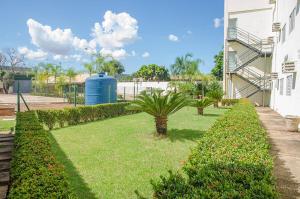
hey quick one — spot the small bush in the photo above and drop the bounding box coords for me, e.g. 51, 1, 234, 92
150, 99, 278, 198
8, 111, 74, 198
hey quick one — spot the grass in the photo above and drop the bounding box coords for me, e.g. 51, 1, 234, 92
50, 106, 227, 198
0, 118, 15, 131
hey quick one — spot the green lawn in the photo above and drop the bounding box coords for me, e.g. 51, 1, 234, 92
50, 106, 227, 199
0, 118, 15, 131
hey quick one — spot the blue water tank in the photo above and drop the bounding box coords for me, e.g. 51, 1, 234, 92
85, 73, 117, 105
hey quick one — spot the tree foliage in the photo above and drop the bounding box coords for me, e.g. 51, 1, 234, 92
211, 50, 223, 80
134, 64, 170, 81
171, 53, 202, 80
128, 91, 188, 135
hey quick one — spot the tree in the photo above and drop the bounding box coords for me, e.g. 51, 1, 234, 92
102, 59, 125, 76
0, 52, 7, 66
6, 48, 24, 72
2, 72, 15, 94
207, 81, 223, 108
84, 63, 95, 76
171, 53, 202, 80
40, 63, 52, 84
134, 64, 170, 81
65, 67, 77, 83
93, 54, 105, 73
51, 64, 62, 84
211, 50, 223, 80
128, 91, 188, 135
190, 97, 213, 115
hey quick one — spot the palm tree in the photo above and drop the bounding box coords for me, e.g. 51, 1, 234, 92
102, 59, 125, 76
129, 91, 189, 135
51, 64, 62, 84
190, 97, 213, 115
207, 81, 223, 108
171, 53, 202, 80
84, 63, 95, 76
65, 67, 77, 84
93, 54, 105, 73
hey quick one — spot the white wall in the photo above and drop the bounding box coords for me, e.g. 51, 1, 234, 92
270, 0, 300, 116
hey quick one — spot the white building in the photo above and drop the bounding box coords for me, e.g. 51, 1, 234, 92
224, 0, 300, 116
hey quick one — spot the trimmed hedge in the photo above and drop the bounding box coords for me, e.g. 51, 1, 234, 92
151, 99, 278, 198
221, 98, 239, 106
36, 102, 139, 130
8, 111, 74, 198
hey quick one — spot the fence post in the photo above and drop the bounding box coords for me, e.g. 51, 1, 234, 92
123, 87, 126, 100
17, 80, 20, 112
133, 82, 136, 100
74, 84, 77, 107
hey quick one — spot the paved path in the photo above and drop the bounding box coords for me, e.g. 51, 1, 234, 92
256, 107, 300, 199
0, 133, 14, 199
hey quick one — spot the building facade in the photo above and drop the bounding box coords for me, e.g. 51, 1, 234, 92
224, 0, 300, 116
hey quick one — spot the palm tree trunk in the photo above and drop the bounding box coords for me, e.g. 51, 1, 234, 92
155, 117, 168, 135
214, 101, 219, 108
197, 107, 204, 115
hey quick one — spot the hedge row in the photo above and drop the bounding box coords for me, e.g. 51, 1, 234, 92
151, 99, 278, 198
221, 98, 239, 106
8, 111, 74, 198
36, 102, 139, 130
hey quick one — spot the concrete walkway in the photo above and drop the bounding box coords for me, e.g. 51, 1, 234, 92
256, 107, 300, 199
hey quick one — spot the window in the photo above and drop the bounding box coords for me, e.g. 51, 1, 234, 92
286, 75, 293, 96
282, 24, 286, 43
279, 78, 284, 95
289, 9, 296, 33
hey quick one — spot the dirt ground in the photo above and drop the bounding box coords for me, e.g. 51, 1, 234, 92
0, 94, 79, 112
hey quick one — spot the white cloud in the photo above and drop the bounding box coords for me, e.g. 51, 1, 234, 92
91, 10, 138, 49
214, 18, 224, 28
22, 11, 139, 61
100, 48, 127, 60
131, 50, 136, 56
187, 30, 192, 34
168, 34, 179, 42
142, 52, 150, 58
18, 46, 47, 60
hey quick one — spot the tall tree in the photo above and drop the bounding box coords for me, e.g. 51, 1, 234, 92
134, 64, 170, 81
40, 63, 52, 84
171, 53, 202, 80
93, 54, 106, 73
84, 63, 95, 77
102, 59, 125, 76
0, 52, 7, 67
65, 67, 77, 83
211, 50, 223, 80
6, 48, 24, 72
51, 64, 62, 84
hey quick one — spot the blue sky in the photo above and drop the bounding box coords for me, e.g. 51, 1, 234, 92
0, 0, 224, 74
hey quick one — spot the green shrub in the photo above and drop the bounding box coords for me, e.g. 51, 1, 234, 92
36, 110, 57, 130
221, 98, 239, 106
151, 99, 278, 198
8, 112, 74, 198
37, 102, 139, 129
56, 109, 68, 128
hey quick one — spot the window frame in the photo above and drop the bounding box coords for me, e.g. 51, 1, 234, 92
286, 75, 293, 96
282, 24, 286, 43
279, 78, 284, 95
289, 8, 296, 34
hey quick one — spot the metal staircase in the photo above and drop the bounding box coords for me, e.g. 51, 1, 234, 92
227, 27, 273, 98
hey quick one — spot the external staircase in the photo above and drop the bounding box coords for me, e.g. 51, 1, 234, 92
227, 27, 273, 98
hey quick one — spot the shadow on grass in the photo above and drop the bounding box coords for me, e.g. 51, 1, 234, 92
167, 129, 205, 142
48, 133, 97, 199
203, 113, 222, 117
